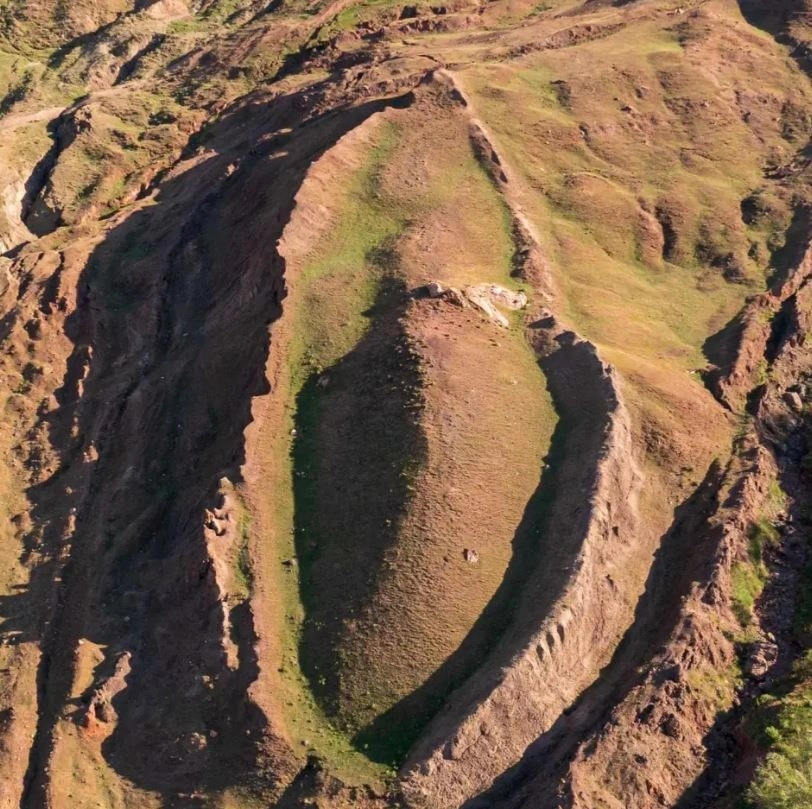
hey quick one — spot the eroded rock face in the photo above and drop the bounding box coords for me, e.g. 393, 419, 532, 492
84, 652, 132, 726
0, 2, 809, 809
420, 282, 528, 326
0, 176, 33, 253
137, 0, 189, 18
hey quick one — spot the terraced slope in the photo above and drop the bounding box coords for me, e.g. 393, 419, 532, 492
0, 1, 809, 808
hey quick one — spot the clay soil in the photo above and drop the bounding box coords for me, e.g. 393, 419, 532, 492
0, 2, 810, 809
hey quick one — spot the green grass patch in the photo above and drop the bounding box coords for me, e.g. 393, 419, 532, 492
333, 0, 404, 32
685, 660, 743, 712
233, 505, 254, 600
748, 518, 781, 565
732, 561, 766, 628
731, 515, 781, 627
744, 653, 812, 809
528, 2, 553, 17
286, 128, 404, 384
267, 120, 408, 785
767, 479, 788, 514
732, 503, 785, 628
167, 18, 209, 36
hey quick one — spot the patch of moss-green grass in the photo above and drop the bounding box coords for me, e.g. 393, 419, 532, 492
233, 505, 254, 600
268, 121, 407, 785
732, 510, 783, 628
333, 0, 405, 32
744, 653, 812, 809
732, 560, 766, 628
685, 660, 744, 713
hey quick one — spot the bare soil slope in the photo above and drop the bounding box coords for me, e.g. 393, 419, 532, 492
0, 1, 809, 808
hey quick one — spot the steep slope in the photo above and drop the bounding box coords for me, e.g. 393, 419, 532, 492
0, 1, 809, 808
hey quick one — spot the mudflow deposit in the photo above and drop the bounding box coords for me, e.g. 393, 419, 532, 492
0, 0, 811, 808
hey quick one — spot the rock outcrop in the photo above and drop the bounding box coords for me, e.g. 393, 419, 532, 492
0, 2, 808, 809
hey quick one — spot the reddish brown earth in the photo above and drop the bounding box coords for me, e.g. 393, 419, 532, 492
0, 1, 810, 808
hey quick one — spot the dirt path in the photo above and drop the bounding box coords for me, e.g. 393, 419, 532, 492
0, 81, 146, 135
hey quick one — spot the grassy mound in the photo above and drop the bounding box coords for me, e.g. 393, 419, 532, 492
267, 95, 557, 769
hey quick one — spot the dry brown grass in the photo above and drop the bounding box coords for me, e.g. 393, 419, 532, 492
0, 0, 808, 805
251, 88, 557, 769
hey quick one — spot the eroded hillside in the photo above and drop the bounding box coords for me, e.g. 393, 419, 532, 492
0, 1, 809, 808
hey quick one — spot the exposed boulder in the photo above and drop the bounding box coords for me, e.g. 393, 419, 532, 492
420, 281, 528, 327
746, 640, 779, 678
464, 283, 527, 328
83, 651, 133, 726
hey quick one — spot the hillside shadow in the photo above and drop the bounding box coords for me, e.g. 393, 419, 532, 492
20, 109, 82, 237
10, 75, 416, 807
701, 202, 812, 402
292, 274, 429, 722
354, 411, 571, 765
355, 324, 620, 766
47, 20, 119, 70
461, 460, 726, 807
736, 1, 784, 35
768, 204, 811, 290
701, 313, 745, 403
737, 1, 812, 73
